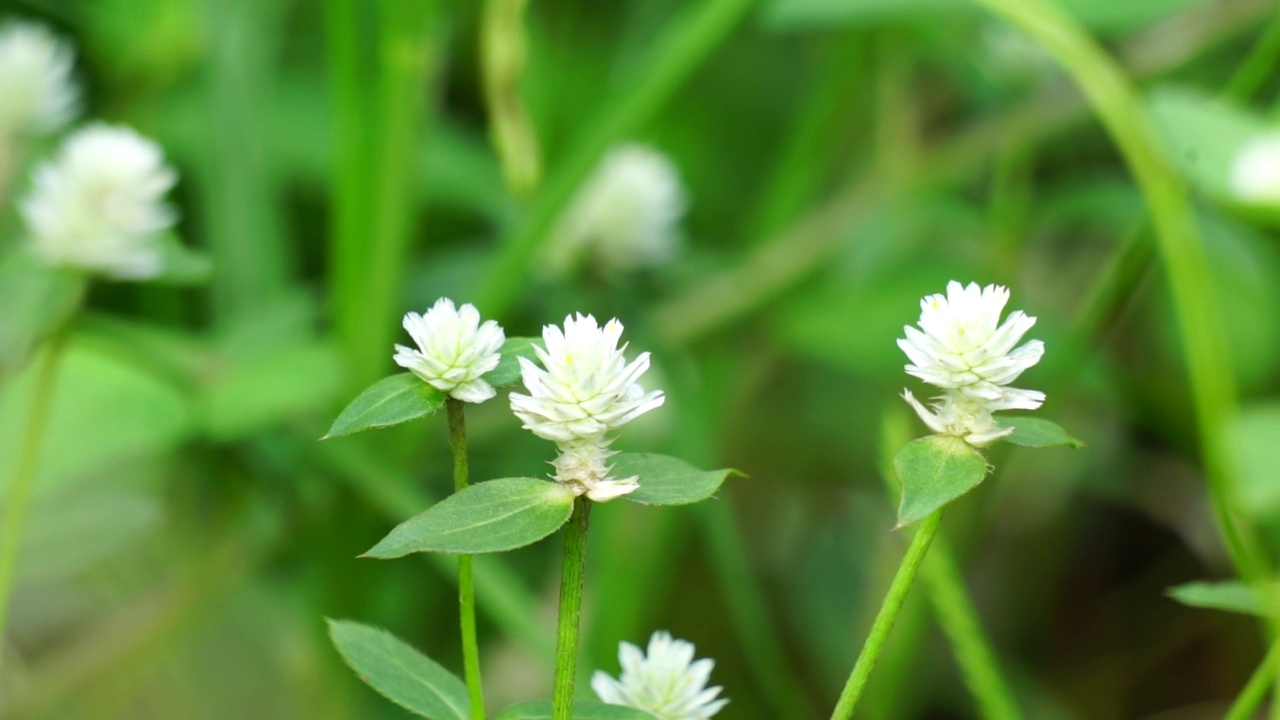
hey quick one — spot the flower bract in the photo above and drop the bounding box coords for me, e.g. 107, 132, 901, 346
592, 631, 728, 720
898, 281, 1044, 447
393, 298, 505, 403
510, 313, 663, 501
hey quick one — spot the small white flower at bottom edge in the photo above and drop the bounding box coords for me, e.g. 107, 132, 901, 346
592, 631, 728, 720
393, 297, 505, 403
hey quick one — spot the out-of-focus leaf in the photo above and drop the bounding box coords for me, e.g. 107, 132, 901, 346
19, 491, 163, 587
614, 453, 739, 506
1228, 404, 1280, 519
203, 339, 342, 441
324, 374, 445, 439
364, 478, 576, 557
1167, 581, 1269, 617
894, 435, 987, 527
0, 342, 194, 498
326, 619, 470, 720
151, 233, 214, 285
0, 250, 85, 371
493, 700, 658, 720
997, 417, 1084, 448
484, 337, 539, 388
762, 0, 1197, 35
1148, 87, 1269, 205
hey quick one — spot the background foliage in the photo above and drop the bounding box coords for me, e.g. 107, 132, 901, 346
2, 0, 1280, 717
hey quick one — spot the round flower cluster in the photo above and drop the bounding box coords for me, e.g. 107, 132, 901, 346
510, 314, 664, 501
544, 143, 686, 276
592, 631, 728, 720
1230, 131, 1280, 207
0, 20, 78, 139
21, 124, 178, 279
393, 298, 505, 404
898, 281, 1045, 447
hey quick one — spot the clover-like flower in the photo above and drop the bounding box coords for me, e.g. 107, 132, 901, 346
510, 313, 664, 501
543, 144, 686, 276
1230, 131, 1280, 207
393, 298, 505, 404
0, 20, 78, 138
898, 281, 1044, 447
592, 631, 728, 720
20, 124, 177, 279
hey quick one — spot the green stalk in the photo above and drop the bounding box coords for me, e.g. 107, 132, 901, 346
477, 0, 754, 314
1224, 640, 1280, 720
1224, 9, 1280, 103
481, 0, 541, 195
967, 0, 1271, 592
830, 510, 943, 720
446, 399, 485, 720
0, 329, 68, 660
552, 497, 592, 720
923, 539, 1023, 720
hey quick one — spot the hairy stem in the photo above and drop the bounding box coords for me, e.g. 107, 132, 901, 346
552, 497, 592, 720
447, 398, 484, 720
830, 510, 943, 720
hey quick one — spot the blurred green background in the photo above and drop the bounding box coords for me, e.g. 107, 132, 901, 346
2, 0, 1280, 717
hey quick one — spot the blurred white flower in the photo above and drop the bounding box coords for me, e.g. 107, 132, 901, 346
21, 123, 177, 279
0, 20, 78, 138
510, 313, 663, 501
898, 281, 1044, 447
393, 298, 505, 403
544, 144, 686, 276
592, 631, 728, 720
1230, 131, 1280, 207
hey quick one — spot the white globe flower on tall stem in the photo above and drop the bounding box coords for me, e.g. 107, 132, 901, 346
510, 313, 664, 501
898, 281, 1045, 447
393, 298, 505, 404
592, 631, 728, 720
20, 123, 177, 280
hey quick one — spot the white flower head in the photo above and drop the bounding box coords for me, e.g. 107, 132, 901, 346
0, 20, 78, 138
20, 123, 177, 279
592, 631, 728, 720
544, 144, 686, 276
393, 298, 505, 403
1230, 131, 1280, 207
898, 281, 1045, 447
510, 313, 664, 501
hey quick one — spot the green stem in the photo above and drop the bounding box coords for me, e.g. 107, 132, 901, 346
830, 510, 943, 720
0, 330, 68, 662
1224, 8, 1280, 103
447, 399, 484, 720
923, 538, 1023, 720
481, 0, 541, 195
552, 496, 592, 720
1224, 640, 1280, 720
969, 0, 1272, 613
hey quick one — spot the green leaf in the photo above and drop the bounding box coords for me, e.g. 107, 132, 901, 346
493, 700, 659, 720
614, 453, 739, 506
484, 336, 539, 387
1167, 581, 1272, 617
996, 417, 1084, 448
364, 478, 576, 557
324, 373, 446, 439
151, 233, 214, 285
0, 250, 85, 371
326, 619, 470, 720
1228, 404, 1280, 519
894, 435, 988, 527
1148, 87, 1270, 206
